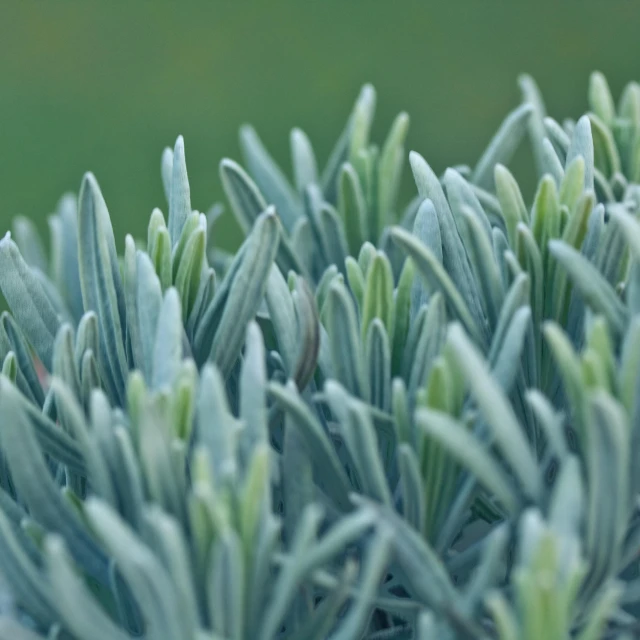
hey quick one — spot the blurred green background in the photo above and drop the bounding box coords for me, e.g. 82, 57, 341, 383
1, 2, 638, 251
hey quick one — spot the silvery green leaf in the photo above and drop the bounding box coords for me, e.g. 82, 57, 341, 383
0, 377, 109, 582
410, 200, 442, 319
552, 194, 594, 325
447, 324, 542, 502
143, 507, 199, 638
151, 288, 182, 391
147, 207, 166, 251
461, 206, 504, 330
34, 269, 73, 325
174, 225, 205, 321
377, 111, 409, 230
489, 306, 531, 394
588, 72, 616, 127
265, 265, 297, 374
240, 125, 301, 233
443, 168, 492, 244
620, 318, 640, 423
282, 411, 313, 546
85, 499, 187, 640
607, 204, 640, 264
338, 163, 367, 255
319, 204, 349, 273
149, 225, 172, 292
391, 226, 484, 346
292, 278, 320, 391
325, 280, 367, 400
409, 152, 485, 336
325, 380, 392, 505
530, 175, 560, 269
52, 380, 117, 507
543, 322, 586, 421
494, 164, 528, 248
471, 103, 533, 190
348, 84, 376, 169
548, 455, 583, 539
77, 173, 128, 404
519, 74, 548, 176
52, 324, 81, 400
138, 400, 185, 522
582, 394, 628, 604
122, 236, 142, 371
136, 251, 163, 385
566, 115, 595, 191
208, 529, 245, 639
0, 312, 45, 407
45, 535, 131, 640
346, 257, 365, 313
187, 266, 216, 340
516, 223, 543, 341
290, 217, 316, 279
268, 381, 351, 511
593, 212, 628, 288
597, 211, 629, 286
544, 117, 571, 160
589, 113, 621, 178
416, 409, 519, 515
620, 81, 640, 124
290, 128, 318, 193
0, 510, 57, 628
239, 322, 268, 460
549, 240, 627, 335
316, 265, 340, 319
491, 227, 511, 289
197, 365, 238, 484
397, 443, 425, 535
392, 258, 414, 376
327, 527, 392, 640
0, 236, 61, 371
357, 242, 376, 277
161, 146, 173, 205
1, 352, 16, 382
171, 212, 201, 278
406, 293, 446, 401
220, 158, 268, 235
168, 136, 191, 246
542, 138, 565, 185
12, 217, 47, 274
361, 251, 394, 341
581, 203, 604, 263
198, 210, 279, 376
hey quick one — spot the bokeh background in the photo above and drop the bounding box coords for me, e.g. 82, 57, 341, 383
1, 2, 639, 251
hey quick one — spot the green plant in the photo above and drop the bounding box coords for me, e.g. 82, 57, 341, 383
0, 72, 639, 639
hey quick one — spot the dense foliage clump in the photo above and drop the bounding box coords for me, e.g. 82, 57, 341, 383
0, 72, 640, 639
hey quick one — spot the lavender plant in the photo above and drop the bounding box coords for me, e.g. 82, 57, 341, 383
0, 72, 638, 639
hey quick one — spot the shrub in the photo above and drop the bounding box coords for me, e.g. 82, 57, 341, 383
0, 72, 639, 639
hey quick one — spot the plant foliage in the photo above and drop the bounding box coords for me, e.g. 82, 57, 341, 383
0, 72, 639, 639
